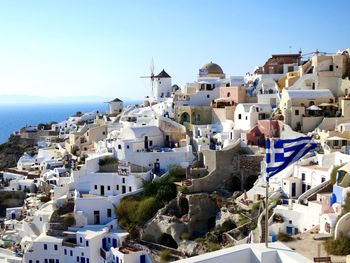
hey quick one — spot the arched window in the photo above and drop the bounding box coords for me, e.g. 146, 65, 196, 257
227, 92, 230, 97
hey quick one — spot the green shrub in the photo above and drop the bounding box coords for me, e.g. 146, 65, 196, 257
221, 220, 236, 232
64, 215, 75, 227
207, 241, 221, 251
135, 197, 160, 224
324, 233, 350, 255
277, 231, 294, 242
39, 195, 51, 203
159, 250, 171, 262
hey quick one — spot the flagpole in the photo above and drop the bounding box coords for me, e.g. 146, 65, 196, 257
265, 176, 269, 248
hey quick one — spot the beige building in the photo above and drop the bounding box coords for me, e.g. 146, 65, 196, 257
174, 106, 212, 130
65, 124, 107, 154
280, 89, 335, 132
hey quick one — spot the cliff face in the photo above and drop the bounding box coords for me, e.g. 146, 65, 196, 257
0, 135, 34, 170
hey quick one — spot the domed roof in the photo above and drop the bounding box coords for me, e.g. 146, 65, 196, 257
200, 62, 224, 75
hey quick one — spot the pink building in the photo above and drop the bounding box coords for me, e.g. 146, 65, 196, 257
219, 86, 246, 105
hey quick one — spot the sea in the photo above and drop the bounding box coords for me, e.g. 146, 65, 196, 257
0, 101, 140, 144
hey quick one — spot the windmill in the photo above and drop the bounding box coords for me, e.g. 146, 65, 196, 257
301, 49, 333, 58
140, 58, 155, 98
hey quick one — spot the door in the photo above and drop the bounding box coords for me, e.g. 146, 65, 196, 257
144, 136, 149, 150
286, 226, 293, 235
122, 185, 126, 194
94, 211, 100, 224
102, 238, 107, 250
154, 162, 160, 174
100, 185, 105, 196
80, 257, 85, 263
140, 255, 146, 263
112, 238, 117, 248
291, 183, 296, 197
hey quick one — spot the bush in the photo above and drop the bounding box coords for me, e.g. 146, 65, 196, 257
39, 195, 51, 203
135, 197, 160, 224
324, 233, 350, 255
221, 220, 236, 232
99, 157, 118, 166
277, 231, 294, 242
207, 241, 221, 251
159, 250, 171, 262
64, 215, 75, 227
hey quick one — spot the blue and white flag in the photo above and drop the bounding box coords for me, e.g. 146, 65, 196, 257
265, 136, 317, 181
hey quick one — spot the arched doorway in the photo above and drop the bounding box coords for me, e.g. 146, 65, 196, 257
158, 233, 178, 249
244, 175, 258, 190
180, 112, 190, 125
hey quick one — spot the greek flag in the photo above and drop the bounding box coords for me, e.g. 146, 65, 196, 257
265, 136, 317, 181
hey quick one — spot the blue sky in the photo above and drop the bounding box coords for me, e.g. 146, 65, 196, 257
0, 0, 350, 100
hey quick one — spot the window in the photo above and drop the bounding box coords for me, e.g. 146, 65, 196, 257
116, 185, 119, 190
86, 241, 89, 247
44, 244, 47, 250
107, 208, 112, 217
289, 220, 292, 224
36, 261, 39, 263
295, 110, 299, 116
87, 259, 90, 263
122, 178, 125, 184
54, 244, 58, 250
94, 185, 97, 190
56, 260, 59, 263
64, 249, 67, 255
207, 94, 210, 98
80, 237, 83, 243
149, 141, 153, 147
238, 114, 241, 120
70, 250, 73, 256
245, 116, 248, 120
77, 256, 79, 262
329, 65, 334, 71
102, 131, 106, 135
301, 173, 305, 181
107, 186, 110, 191
126, 145, 130, 149
129, 186, 132, 192
118, 145, 122, 150
45, 260, 48, 263
29, 261, 33, 263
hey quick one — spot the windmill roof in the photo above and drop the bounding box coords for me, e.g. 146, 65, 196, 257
155, 69, 171, 78
110, 98, 123, 102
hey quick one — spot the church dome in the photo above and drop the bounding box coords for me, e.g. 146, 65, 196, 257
199, 62, 225, 78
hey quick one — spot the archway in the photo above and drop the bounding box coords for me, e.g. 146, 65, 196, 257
158, 233, 178, 249
228, 176, 242, 192
244, 175, 258, 191
180, 112, 190, 125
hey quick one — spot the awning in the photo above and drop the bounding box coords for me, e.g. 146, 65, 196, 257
307, 105, 322, 110
326, 136, 350, 141
318, 103, 338, 107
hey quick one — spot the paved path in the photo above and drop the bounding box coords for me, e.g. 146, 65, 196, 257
281, 231, 347, 262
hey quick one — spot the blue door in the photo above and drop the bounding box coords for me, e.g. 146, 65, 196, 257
286, 226, 293, 235
112, 238, 117, 248
102, 238, 107, 250
11, 212, 16, 219
81, 257, 85, 263
140, 255, 146, 263
115, 256, 119, 263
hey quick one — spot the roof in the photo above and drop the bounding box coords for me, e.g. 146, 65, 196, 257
110, 98, 123, 102
120, 126, 163, 140
271, 53, 301, 58
35, 233, 63, 243
155, 69, 171, 78
199, 62, 224, 75
286, 89, 334, 99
